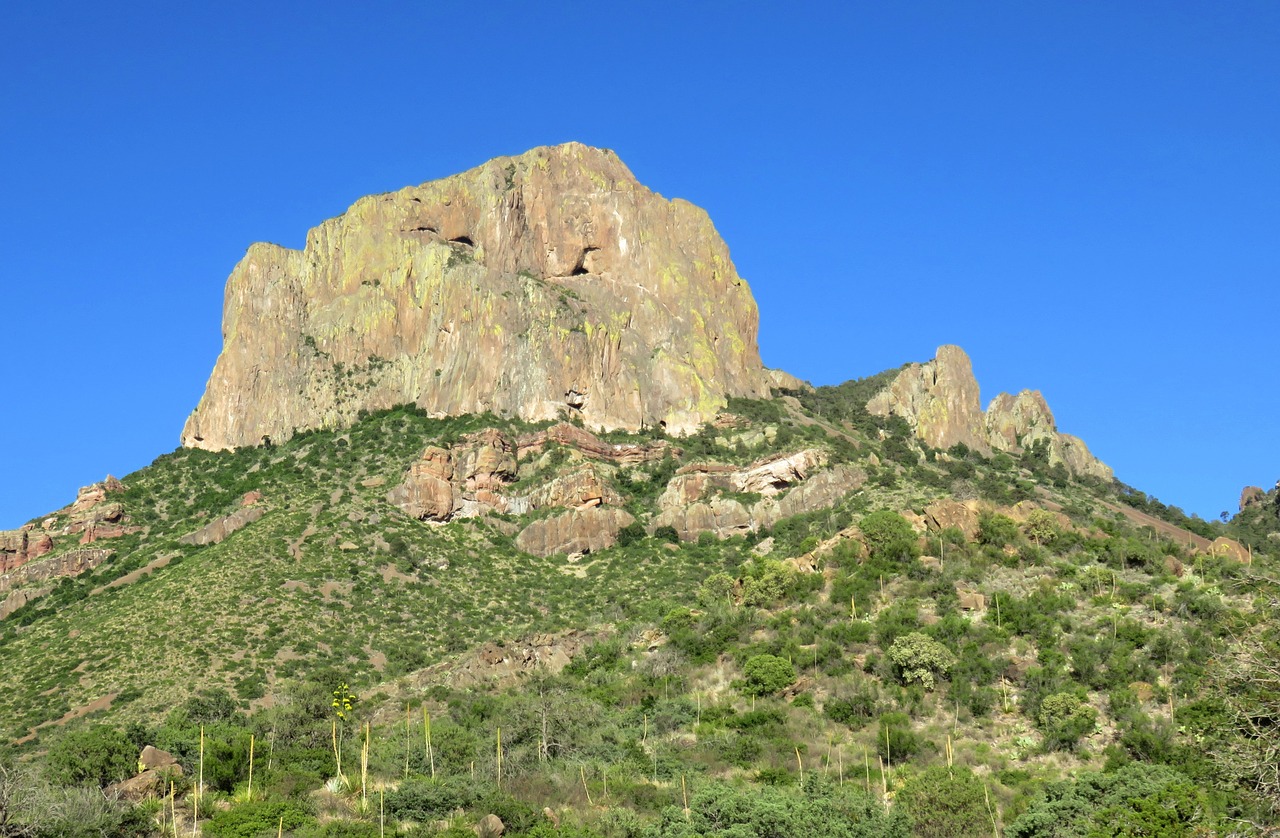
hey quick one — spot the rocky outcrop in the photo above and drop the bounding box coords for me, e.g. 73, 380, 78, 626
390, 425, 656, 523
1207, 536, 1251, 564
1240, 486, 1266, 512
520, 464, 622, 511
182, 143, 771, 451
179, 507, 266, 546
70, 476, 124, 513
866, 345, 1111, 480
655, 451, 827, 510
733, 450, 827, 495
984, 390, 1112, 481
388, 447, 456, 521
0, 527, 53, 574
514, 508, 636, 557
515, 422, 675, 465
923, 498, 981, 541
653, 462, 865, 541
764, 368, 811, 392
0, 548, 112, 599
867, 345, 989, 452
0, 587, 45, 620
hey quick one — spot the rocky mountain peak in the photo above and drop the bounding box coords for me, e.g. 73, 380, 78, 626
182, 142, 770, 450
866, 345, 1112, 480
865, 344, 989, 452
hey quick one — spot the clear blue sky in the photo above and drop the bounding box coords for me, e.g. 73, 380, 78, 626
2, 2, 1276, 529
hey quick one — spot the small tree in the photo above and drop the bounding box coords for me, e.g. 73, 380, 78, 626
1038, 692, 1096, 751
859, 510, 920, 566
741, 654, 797, 697
897, 765, 992, 838
1023, 509, 1059, 546
46, 725, 135, 788
978, 512, 1020, 547
887, 632, 955, 690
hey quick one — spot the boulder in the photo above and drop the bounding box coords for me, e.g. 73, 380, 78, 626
476, 813, 505, 838
923, 498, 981, 541
139, 745, 180, 772
1207, 536, 1251, 564
388, 447, 456, 521
181, 143, 771, 451
515, 508, 635, 557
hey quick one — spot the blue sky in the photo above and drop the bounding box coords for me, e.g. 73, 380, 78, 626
2, 2, 1276, 528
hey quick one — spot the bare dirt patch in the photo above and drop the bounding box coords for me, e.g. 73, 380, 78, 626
17, 692, 119, 744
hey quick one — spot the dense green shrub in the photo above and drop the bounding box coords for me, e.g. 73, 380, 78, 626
46, 725, 137, 788
741, 654, 797, 696
896, 765, 991, 838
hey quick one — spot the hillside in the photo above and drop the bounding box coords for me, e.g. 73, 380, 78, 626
2, 145, 1278, 837
2, 384, 1277, 836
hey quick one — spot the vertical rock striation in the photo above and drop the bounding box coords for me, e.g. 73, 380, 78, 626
182, 143, 770, 450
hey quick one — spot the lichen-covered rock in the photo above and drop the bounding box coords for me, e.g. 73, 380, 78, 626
866, 345, 1111, 480
182, 143, 770, 451
866, 345, 989, 452
984, 390, 1112, 481
1207, 536, 1251, 564
514, 508, 635, 557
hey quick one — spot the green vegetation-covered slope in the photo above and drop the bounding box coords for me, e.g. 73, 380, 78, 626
2, 380, 1278, 837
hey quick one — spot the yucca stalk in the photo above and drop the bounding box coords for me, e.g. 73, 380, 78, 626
361, 722, 370, 807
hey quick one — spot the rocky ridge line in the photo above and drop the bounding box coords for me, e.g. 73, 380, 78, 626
866, 345, 1112, 480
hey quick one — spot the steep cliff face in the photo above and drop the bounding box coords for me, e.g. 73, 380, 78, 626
866, 345, 1112, 480
985, 390, 1113, 481
865, 345, 989, 452
182, 143, 770, 450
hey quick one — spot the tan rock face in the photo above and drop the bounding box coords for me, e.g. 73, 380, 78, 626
514, 507, 635, 557
390, 425, 635, 524
515, 423, 675, 465
388, 447, 456, 521
652, 462, 865, 541
0, 548, 112, 598
179, 507, 266, 546
866, 345, 989, 452
1240, 486, 1265, 511
984, 391, 1112, 481
866, 345, 1112, 480
1207, 536, 1251, 564
182, 143, 769, 451
923, 499, 981, 541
